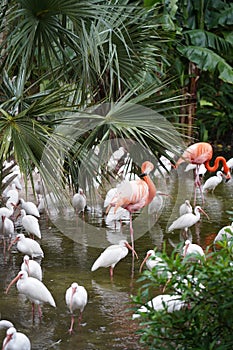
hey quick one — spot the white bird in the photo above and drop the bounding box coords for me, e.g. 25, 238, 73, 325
168, 206, 209, 238
4, 184, 19, 206
65, 282, 88, 334
5, 270, 56, 319
72, 189, 86, 215
8, 233, 44, 259
179, 200, 193, 216
91, 240, 138, 278
105, 206, 130, 225
202, 171, 224, 193
104, 188, 118, 208
21, 255, 42, 281
19, 198, 40, 218
139, 250, 171, 279
148, 191, 170, 219
184, 163, 207, 176
2, 327, 31, 350
107, 147, 125, 171
154, 155, 172, 177
0, 320, 14, 330
182, 240, 205, 259
132, 294, 186, 319
0, 202, 15, 219
20, 209, 41, 239
214, 222, 233, 244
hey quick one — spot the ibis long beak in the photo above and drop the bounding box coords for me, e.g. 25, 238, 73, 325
183, 242, 190, 257
5, 274, 21, 294
124, 242, 138, 260
2, 334, 12, 350
139, 252, 151, 273
25, 260, 30, 275
7, 236, 19, 252
70, 287, 76, 313
199, 208, 210, 220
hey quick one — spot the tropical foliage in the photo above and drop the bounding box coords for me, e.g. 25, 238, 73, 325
132, 239, 233, 349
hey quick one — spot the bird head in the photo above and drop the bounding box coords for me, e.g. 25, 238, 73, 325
139, 250, 153, 273
5, 271, 27, 294
139, 161, 154, 178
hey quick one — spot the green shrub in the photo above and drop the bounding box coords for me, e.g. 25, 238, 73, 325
132, 241, 233, 350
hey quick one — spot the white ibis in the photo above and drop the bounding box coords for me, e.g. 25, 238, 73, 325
132, 294, 186, 319
148, 191, 170, 219
72, 189, 86, 215
179, 200, 193, 216
19, 198, 40, 218
107, 146, 125, 171
0, 320, 14, 330
168, 206, 209, 238
8, 233, 44, 259
91, 240, 138, 278
182, 240, 205, 260
65, 282, 88, 334
0, 202, 15, 219
214, 222, 233, 244
21, 255, 42, 281
202, 171, 224, 193
20, 209, 41, 239
4, 184, 19, 206
139, 250, 171, 279
5, 270, 56, 319
2, 327, 31, 350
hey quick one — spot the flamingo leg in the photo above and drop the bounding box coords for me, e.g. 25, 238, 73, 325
194, 165, 205, 206
129, 213, 135, 254
68, 315, 75, 334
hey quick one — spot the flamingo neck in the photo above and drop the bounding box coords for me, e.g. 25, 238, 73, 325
143, 176, 156, 205
205, 156, 229, 174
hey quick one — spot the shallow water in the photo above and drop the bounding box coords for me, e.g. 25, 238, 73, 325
0, 169, 233, 349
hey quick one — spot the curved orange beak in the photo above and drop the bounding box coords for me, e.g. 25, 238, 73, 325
139, 252, 151, 273
5, 273, 21, 294
8, 236, 19, 252
124, 242, 138, 260
199, 207, 210, 220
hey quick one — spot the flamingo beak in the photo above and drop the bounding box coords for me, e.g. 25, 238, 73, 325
224, 171, 231, 182
124, 242, 138, 260
199, 208, 210, 221
5, 273, 21, 294
139, 252, 151, 273
8, 236, 19, 251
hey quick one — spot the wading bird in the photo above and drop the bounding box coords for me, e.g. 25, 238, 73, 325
2, 327, 31, 350
19, 199, 40, 218
65, 282, 88, 334
5, 270, 56, 320
182, 240, 205, 260
72, 188, 87, 216
202, 171, 224, 193
132, 294, 186, 319
20, 209, 41, 239
8, 233, 44, 259
168, 206, 209, 239
107, 161, 156, 251
91, 240, 138, 278
139, 249, 171, 279
21, 255, 42, 281
174, 142, 231, 205
179, 200, 193, 216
